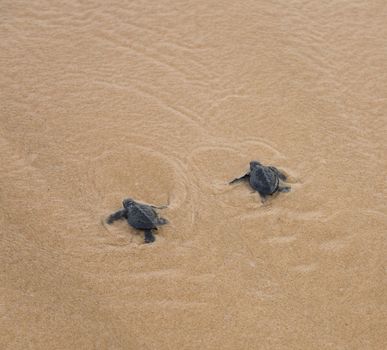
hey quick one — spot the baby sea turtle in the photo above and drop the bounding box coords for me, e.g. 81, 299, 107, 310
107, 198, 168, 243
230, 161, 291, 200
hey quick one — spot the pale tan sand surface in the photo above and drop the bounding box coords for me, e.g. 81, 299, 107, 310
0, 1, 386, 349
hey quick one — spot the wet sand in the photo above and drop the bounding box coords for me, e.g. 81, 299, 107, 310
1, 1, 386, 349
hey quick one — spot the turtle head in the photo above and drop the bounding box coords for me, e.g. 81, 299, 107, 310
122, 198, 135, 208
250, 161, 262, 170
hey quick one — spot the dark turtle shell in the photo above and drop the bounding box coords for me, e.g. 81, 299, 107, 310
249, 166, 279, 196
126, 202, 165, 230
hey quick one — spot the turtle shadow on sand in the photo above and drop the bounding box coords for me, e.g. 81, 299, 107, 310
229, 161, 291, 202
107, 198, 168, 244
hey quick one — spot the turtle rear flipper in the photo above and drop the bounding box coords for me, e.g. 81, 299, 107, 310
144, 229, 156, 244
268, 166, 287, 181
157, 217, 168, 225
259, 192, 268, 203
278, 185, 291, 193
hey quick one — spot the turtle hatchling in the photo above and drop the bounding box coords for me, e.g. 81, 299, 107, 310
230, 161, 291, 201
107, 198, 168, 243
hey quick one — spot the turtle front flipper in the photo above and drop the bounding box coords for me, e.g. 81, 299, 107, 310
229, 173, 250, 184
150, 204, 168, 210
144, 229, 156, 244
268, 166, 287, 181
106, 209, 127, 224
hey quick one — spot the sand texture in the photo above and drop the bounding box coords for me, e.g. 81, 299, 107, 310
1, 1, 386, 349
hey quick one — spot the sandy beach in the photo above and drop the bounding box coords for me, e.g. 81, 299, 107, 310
1, 1, 386, 349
